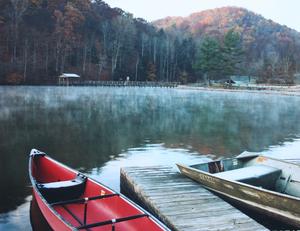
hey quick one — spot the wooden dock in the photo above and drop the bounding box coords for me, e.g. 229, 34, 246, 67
58, 80, 179, 88
120, 166, 267, 231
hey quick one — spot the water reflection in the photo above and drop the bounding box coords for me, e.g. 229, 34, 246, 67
0, 196, 32, 230
90, 144, 210, 191
0, 86, 300, 229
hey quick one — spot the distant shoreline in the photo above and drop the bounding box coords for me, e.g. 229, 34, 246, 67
2, 84, 300, 97
178, 85, 300, 97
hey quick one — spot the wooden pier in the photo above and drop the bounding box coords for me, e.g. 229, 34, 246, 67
120, 166, 267, 231
58, 80, 179, 88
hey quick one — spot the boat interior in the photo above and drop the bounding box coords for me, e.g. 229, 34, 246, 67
190, 155, 300, 197
31, 155, 163, 231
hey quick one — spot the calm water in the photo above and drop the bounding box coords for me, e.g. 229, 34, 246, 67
1, 86, 300, 230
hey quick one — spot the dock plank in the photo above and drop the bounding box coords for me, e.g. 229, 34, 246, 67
120, 166, 267, 231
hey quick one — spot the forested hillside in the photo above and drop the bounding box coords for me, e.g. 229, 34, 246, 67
1, 2, 300, 84
154, 7, 300, 84
0, 0, 196, 84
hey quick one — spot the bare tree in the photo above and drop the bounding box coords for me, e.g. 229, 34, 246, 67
23, 38, 28, 81
135, 56, 139, 81
10, 0, 28, 63
110, 16, 136, 79
269, 51, 280, 78
97, 54, 107, 80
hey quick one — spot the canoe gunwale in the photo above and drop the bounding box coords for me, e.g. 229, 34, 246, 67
29, 151, 170, 231
238, 155, 300, 168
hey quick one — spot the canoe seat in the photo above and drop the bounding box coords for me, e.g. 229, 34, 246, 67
214, 165, 282, 190
37, 173, 87, 203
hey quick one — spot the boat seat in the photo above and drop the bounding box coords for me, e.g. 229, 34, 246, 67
37, 173, 87, 203
214, 165, 282, 190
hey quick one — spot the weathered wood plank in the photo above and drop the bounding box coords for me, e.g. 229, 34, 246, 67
120, 166, 267, 231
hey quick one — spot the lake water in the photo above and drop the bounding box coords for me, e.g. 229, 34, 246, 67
1, 86, 300, 230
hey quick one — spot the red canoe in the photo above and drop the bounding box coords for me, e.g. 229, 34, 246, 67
29, 149, 170, 231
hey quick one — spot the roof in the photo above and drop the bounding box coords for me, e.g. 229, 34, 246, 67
59, 73, 80, 78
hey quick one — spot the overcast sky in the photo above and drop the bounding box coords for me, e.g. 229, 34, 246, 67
104, 0, 300, 31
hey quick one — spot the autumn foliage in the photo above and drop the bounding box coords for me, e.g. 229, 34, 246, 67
0, 0, 196, 84
0, 3, 299, 84
6, 72, 23, 84
155, 7, 300, 84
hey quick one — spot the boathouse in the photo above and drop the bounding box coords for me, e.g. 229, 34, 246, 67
58, 73, 80, 86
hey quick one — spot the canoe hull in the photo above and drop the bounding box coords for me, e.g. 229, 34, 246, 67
177, 163, 300, 228
32, 188, 72, 231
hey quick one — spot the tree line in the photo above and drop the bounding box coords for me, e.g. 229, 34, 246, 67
0, 0, 197, 84
156, 7, 300, 85
0, 0, 297, 85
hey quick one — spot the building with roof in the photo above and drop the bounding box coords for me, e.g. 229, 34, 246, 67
58, 73, 80, 86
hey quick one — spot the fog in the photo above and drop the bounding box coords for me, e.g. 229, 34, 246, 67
0, 86, 300, 229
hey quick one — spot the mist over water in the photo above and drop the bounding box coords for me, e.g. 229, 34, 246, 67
0, 86, 300, 229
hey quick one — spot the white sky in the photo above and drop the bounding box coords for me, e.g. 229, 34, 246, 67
104, 0, 300, 31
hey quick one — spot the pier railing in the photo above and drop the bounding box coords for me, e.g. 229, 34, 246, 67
58, 80, 180, 88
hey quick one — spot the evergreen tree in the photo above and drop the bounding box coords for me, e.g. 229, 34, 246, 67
194, 37, 221, 85
222, 29, 243, 80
